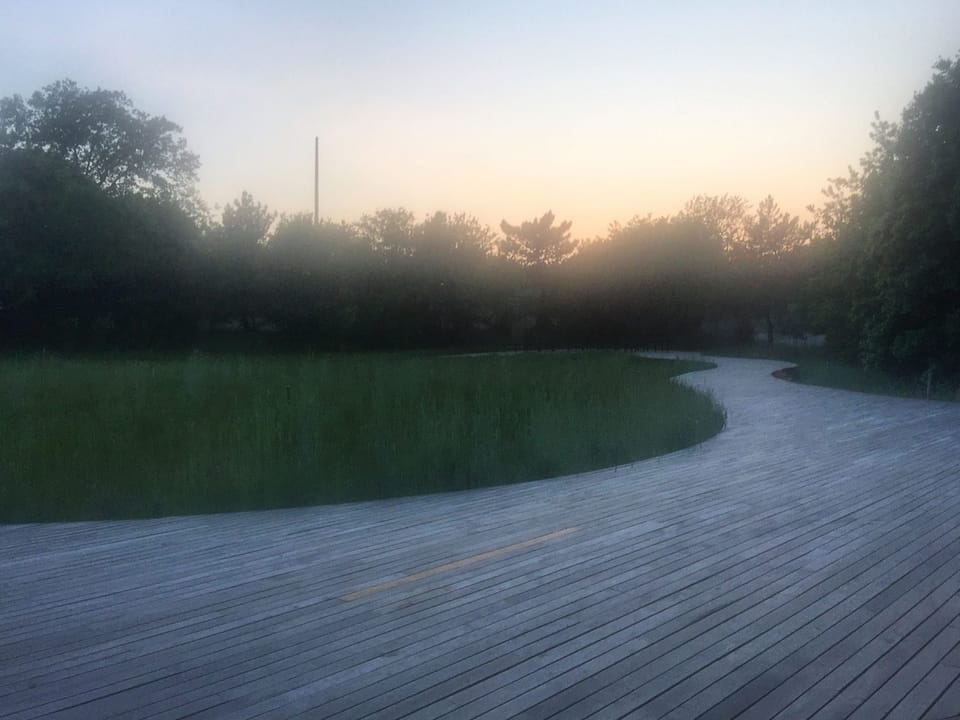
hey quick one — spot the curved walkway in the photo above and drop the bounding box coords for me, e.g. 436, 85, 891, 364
3, 356, 960, 719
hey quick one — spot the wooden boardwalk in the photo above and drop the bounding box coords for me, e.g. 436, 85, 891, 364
3, 355, 960, 719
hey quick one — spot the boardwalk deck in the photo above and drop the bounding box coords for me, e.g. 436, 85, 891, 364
2, 355, 960, 719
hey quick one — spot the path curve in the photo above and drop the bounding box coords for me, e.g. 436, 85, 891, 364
3, 356, 960, 719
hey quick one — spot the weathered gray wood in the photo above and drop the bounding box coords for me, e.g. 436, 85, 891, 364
923, 673, 960, 719
707, 563, 960, 718
108, 480, 953, 720
480, 501, 960, 720
2, 355, 960, 719
348, 487, 960, 719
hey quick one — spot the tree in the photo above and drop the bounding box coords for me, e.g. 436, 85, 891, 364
561, 215, 727, 347
813, 54, 960, 374
356, 208, 417, 257
417, 211, 494, 260
732, 196, 807, 344
219, 191, 275, 253
499, 211, 577, 267
678, 194, 812, 342
0, 149, 115, 338
262, 213, 362, 341
410, 212, 498, 343
0, 79, 200, 209
856, 56, 960, 373
210, 191, 275, 330
268, 212, 349, 268
678, 194, 750, 252
0, 148, 201, 345
737, 196, 806, 269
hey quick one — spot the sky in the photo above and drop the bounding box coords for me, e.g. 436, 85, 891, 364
2, 0, 959, 238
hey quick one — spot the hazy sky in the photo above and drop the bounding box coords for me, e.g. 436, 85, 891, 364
2, 0, 959, 237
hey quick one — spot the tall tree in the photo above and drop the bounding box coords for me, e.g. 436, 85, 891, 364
678, 194, 750, 252
219, 191, 275, 254
262, 214, 359, 341
211, 191, 274, 330
739, 196, 805, 266
845, 55, 960, 373
356, 208, 417, 257
733, 196, 807, 344
0, 149, 200, 345
0, 79, 200, 209
499, 211, 577, 267
0, 149, 116, 338
417, 211, 494, 260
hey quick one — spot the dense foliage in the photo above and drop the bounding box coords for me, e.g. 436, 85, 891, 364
1, 59, 959, 381
809, 56, 960, 375
0, 79, 199, 208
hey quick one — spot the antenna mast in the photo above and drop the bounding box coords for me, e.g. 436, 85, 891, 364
314, 136, 319, 225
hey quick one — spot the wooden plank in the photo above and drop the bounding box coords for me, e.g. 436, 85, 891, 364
714, 568, 960, 718
444, 479, 960, 720
156, 482, 951, 720
922, 673, 960, 720
433, 498, 960, 720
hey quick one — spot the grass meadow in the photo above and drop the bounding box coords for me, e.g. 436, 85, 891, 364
0, 352, 724, 523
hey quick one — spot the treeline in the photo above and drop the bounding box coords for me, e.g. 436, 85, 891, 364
0, 151, 810, 352
1, 56, 958, 378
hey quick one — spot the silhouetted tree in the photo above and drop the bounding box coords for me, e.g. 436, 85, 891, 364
210, 191, 274, 331
563, 215, 726, 347
499, 211, 577, 267
356, 208, 417, 257
418, 211, 495, 259
679, 195, 750, 253
0, 149, 113, 341
822, 54, 960, 374
0, 149, 200, 346
263, 214, 360, 342
219, 191, 274, 253
0, 79, 200, 212
734, 196, 808, 343
680, 194, 807, 343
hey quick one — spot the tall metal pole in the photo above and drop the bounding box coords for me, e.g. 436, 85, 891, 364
314, 136, 319, 225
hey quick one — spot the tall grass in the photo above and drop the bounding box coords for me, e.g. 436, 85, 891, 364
0, 352, 723, 522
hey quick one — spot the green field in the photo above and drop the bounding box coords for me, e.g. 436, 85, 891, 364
0, 352, 724, 523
